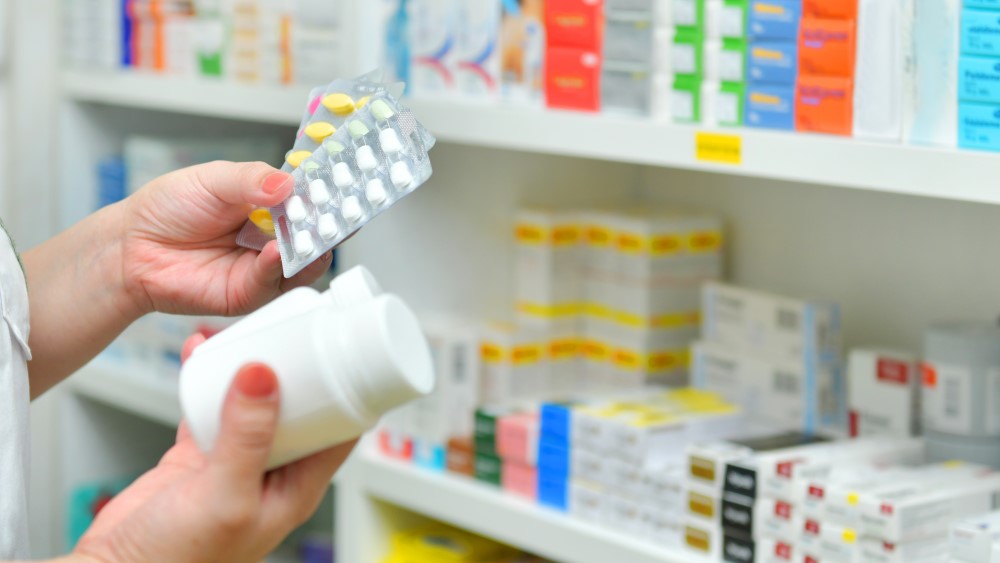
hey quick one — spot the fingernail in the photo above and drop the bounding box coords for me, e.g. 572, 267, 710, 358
263, 172, 292, 195
235, 364, 278, 400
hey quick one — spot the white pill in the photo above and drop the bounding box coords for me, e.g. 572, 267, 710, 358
341, 195, 363, 223
317, 213, 339, 240
356, 145, 379, 171
293, 231, 314, 257
380, 128, 403, 154
366, 178, 388, 206
333, 162, 355, 188
390, 161, 413, 189
285, 196, 308, 223
309, 179, 331, 205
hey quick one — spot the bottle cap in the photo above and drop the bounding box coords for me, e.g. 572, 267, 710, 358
339, 295, 434, 416
327, 265, 382, 310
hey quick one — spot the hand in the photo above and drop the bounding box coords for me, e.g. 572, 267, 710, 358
74, 335, 357, 562
120, 161, 332, 316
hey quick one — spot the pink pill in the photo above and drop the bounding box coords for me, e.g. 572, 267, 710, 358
309, 95, 322, 115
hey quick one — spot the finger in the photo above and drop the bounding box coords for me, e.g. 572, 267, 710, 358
208, 363, 281, 500
243, 242, 284, 304
176, 420, 194, 443
260, 440, 358, 531
181, 333, 208, 364
192, 161, 294, 209
279, 252, 332, 294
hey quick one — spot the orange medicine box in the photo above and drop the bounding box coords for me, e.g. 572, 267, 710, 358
798, 18, 856, 77
546, 0, 605, 49
796, 75, 854, 135
804, 0, 858, 20
545, 47, 602, 111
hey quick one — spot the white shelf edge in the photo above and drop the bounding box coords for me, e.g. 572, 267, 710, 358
70, 358, 181, 427
353, 453, 705, 563
62, 69, 1000, 207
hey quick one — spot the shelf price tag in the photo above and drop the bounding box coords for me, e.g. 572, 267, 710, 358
695, 132, 742, 165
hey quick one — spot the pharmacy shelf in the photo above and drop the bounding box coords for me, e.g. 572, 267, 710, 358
62, 69, 1000, 206
69, 358, 181, 427
349, 453, 705, 563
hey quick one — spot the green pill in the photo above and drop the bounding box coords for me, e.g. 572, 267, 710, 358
370, 99, 395, 122
348, 120, 371, 139
323, 140, 345, 154
302, 161, 321, 173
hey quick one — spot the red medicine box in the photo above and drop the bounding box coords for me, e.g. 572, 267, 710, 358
804, 0, 858, 20
798, 18, 856, 77
545, 0, 605, 49
545, 47, 602, 111
795, 75, 854, 136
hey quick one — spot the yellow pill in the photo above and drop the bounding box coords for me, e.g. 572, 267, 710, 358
357, 96, 371, 109
322, 93, 355, 116
249, 208, 275, 235
286, 150, 313, 168
305, 122, 336, 143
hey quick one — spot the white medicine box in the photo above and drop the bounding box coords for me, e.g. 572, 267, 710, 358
514, 208, 583, 325
847, 349, 920, 438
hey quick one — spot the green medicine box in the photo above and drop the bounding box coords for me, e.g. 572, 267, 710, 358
673, 75, 702, 123
720, 38, 748, 83
674, 27, 704, 78
474, 407, 500, 455
718, 81, 746, 126
474, 451, 503, 486
673, 0, 706, 30
722, 0, 750, 38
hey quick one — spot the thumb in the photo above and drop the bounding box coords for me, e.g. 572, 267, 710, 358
209, 363, 281, 497
191, 160, 295, 209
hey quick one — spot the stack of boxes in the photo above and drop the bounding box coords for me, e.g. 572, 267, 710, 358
669, 0, 704, 122
544, 0, 605, 111
950, 511, 1000, 563
846, 349, 921, 438
795, 0, 857, 135
744, 0, 801, 130
959, 1, 1000, 151
704, 0, 751, 127
472, 404, 536, 492
224, 0, 291, 84
682, 434, 927, 561
692, 282, 845, 435
513, 208, 724, 394
127, 0, 198, 74
63, 0, 124, 71
500, 0, 547, 105
601, 0, 671, 116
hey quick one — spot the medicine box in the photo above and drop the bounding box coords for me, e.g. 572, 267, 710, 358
717, 38, 748, 83
496, 412, 539, 466
514, 208, 583, 324
799, 518, 860, 563
860, 536, 950, 563
684, 517, 723, 560
502, 460, 538, 499
569, 479, 607, 523
748, 41, 798, 84
474, 450, 503, 485
686, 482, 723, 523
719, 0, 750, 39
803, 0, 857, 20
641, 506, 684, 548
720, 493, 798, 540
745, 82, 796, 129
674, 0, 707, 29
500, 0, 546, 103
673, 27, 705, 77
906, 0, 959, 148
446, 436, 475, 476
686, 429, 816, 492
479, 324, 549, 403
847, 349, 920, 438
606, 493, 644, 535
538, 470, 570, 510
545, 47, 603, 111
673, 75, 703, 122
951, 511, 1000, 563
408, 0, 459, 96
968, 0, 1000, 9
722, 535, 797, 563
604, 12, 656, 65
798, 18, 856, 77
963, 9, 1000, 58
701, 282, 842, 366
718, 81, 747, 126
641, 464, 686, 511
454, 0, 502, 99
413, 439, 446, 471
859, 469, 1000, 544
960, 56, 1000, 104
795, 75, 854, 136
601, 64, 654, 115
610, 209, 725, 280
960, 101, 1000, 152
546, 0, 605, 49
692, 340, 843, 433
794, 463, 902, 516
852, 0, 907, 143
748, 0, 803, 40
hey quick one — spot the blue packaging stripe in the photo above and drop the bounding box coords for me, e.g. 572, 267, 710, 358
746, 82, 796, 130
748, 0, 803, 40
537, 439, 570, 477
959, 101, 1000, 151
540, 402, 573, 444
959, 56, 1000, 103
962, 9, 1000, 57
538, 472, 569, 511
748, 41, 799, 84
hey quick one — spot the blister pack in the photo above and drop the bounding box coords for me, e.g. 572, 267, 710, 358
236, 72, 436, 277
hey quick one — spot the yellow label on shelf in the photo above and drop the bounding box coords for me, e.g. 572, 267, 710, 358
552, 225, 580, 246
696, 132, 742, 165
516, 302, 583, 318
651, 234, 683, 256
687, 231, 723, 253
612, 348, 641, 370
549, 338, 579, 360
582, 340, 609, 362
616, 232, 645, 254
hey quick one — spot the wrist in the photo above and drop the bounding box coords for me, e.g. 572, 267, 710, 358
110, 198, 155, 319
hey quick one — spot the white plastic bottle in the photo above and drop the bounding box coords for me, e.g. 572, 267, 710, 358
179, 266, 435, 469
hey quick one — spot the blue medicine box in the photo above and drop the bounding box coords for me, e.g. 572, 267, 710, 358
748, 41, 798, 84
540, 402, 574, 445
960, 56, 1000, 102
962, 9, 1000, 57
966, 0, 1000, 11
537, 469, 569, 511
746, 83, 796, 130
959, 102, 1000, 151
537, 438, 570, 477
749, 0, 802, 40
